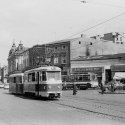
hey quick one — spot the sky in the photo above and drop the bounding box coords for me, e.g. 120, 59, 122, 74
0, 0, 125, 66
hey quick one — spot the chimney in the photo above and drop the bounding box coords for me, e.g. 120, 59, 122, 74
81, 34, 86, 38
96, 35, 101, 40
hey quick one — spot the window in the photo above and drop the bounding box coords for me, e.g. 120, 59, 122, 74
55, 46, 58, 51
120, 37, 122, 41
14, 77, 16, 83
47, 47, 50, 51
62, 45, 66, 49
42, 71, 46, 81
17, 76, 22, 83
28, 72, 35, 82
32, 73, 35, 81
46, 47, 53, 54
47, 71, 61, 81
46, 57, 51, 62
24, 74, 28, 82
75, 75, 82, 82
54, 57, 58, 64
83, 75, 90, 81
28, 74, 32, 82
61, 55, 67, 64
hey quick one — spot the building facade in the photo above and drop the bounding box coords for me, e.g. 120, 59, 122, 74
71, 53, 125, 84
8, 42, 27, 75
45, 40, 70, 81
8, 34, 125, 81
28, 44, 46, 70
1, 65, 8, 83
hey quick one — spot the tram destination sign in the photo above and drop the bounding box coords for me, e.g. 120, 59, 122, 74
71, 67, 103, 73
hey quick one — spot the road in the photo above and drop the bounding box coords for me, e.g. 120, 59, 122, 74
0, 89, 125, 125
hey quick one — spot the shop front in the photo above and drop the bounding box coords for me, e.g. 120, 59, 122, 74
71, 67, 103, 76
111, 65, 125, 79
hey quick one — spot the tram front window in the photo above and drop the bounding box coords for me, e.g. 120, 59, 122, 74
47, 71, 61, 81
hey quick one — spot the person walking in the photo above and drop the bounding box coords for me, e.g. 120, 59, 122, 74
73, 82, 77, 95
100, 81, 104, 94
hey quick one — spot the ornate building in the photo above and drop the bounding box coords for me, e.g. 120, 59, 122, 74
8, 42, 27, 75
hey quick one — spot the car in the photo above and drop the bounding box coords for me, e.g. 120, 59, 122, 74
90, 81, 98, 88
0, 83, 4, 88
103, 79, 125, 92
4, 83, 9, 89
102, 72, 125, 93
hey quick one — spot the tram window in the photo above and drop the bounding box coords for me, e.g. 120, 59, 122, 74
78, 75, 83, 81
28, 73, 35, 82
16, 76, 21, 83
74, 75, 82, 82
83, 75, 90, 81
32, 73, 35, 81
42, 71, 46, 81
14, 77, 16, 83
28, 74, 32, 82
19, 76, 22, 83
70, 75, 75, 82
47, 71, 61, 81
24, 75, 28, 82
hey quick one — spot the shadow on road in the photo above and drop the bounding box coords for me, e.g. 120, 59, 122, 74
8, 93, 59, 101
2, 89, 60, 101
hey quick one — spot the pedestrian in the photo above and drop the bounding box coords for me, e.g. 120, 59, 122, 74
111, 80, 115, 92
73, 82, 77, 95
100, 82, 104, 94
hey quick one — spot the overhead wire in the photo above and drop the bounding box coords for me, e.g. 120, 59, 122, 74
65, 11, 125, 39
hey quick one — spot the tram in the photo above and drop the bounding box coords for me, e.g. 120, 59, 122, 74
9, 66, 62, 98
62, 73, 98, 90
9, 73, 24, 94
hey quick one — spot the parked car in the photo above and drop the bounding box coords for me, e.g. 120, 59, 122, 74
0, 83, 4, 88
103, 72, 125, 92
90, 81, 98, 88
4, 83, 9, 89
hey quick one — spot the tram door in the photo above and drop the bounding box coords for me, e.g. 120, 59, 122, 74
36, 72, 40, 96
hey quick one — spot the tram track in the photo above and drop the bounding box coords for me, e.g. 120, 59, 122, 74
64, 94, 125, 109
62, 95, 125, 115
50, 95, 125, 122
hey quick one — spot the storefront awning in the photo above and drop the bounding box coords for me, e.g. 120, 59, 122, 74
113, 72, 125, 79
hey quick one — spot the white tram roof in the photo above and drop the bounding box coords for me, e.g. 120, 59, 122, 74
24, 66, 61, 74
9, 73, 24, 77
